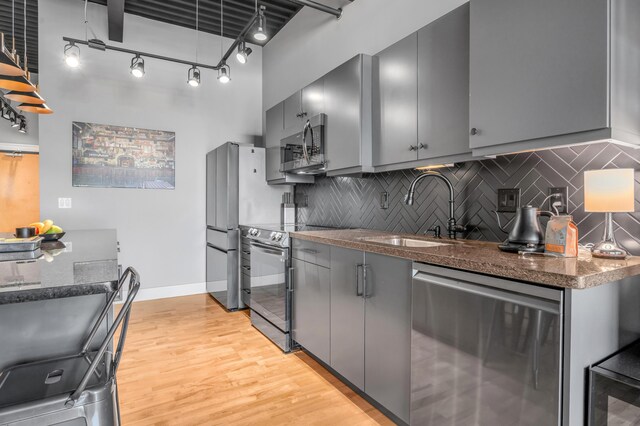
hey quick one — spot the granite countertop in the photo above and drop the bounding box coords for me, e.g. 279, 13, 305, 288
0, 229, 119, 304
290, 229, 640, 289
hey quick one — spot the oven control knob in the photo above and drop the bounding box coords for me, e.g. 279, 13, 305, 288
270, 232, 277, 240
274, 233, 283, 241
255, 230, 260, 237
248, 228, 254, 236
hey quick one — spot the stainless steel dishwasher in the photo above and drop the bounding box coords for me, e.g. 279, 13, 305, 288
411, 263, 563, 426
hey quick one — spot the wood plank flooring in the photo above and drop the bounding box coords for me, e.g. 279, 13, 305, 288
117, 294, 393, 425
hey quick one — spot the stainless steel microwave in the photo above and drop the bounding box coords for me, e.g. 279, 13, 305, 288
280, 113, 326, 175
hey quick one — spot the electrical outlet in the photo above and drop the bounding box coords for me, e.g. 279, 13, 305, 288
496, 188, 521, 213
548, 187, 568, 214
58, 198, 72, 209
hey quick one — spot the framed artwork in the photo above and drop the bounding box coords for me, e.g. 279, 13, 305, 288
72, 122, 175, 189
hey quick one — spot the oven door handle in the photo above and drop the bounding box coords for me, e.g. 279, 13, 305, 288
250, 241, 287, 256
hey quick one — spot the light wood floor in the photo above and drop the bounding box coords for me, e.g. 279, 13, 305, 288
117, 294, 393, 425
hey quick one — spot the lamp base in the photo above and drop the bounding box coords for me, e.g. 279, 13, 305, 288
591, 240, 629, 259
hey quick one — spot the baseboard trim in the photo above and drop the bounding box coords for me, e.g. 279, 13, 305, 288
132, 282, 208, 302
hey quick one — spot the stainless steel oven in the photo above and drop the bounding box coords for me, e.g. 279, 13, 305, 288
247, 227, 291, 352
280, 113, 327, 175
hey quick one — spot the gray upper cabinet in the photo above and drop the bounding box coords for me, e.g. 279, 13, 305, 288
265, 102, 284, 183
264, 102, 314, 185
291, 257, 331, 365
330, 246, 365, 391
301, 78, 324, 119
364, 252, 412, 424
375, 33, 418, 167
283, 91, 302, 131
324, 54, 374, 176
374, 3, 472, 171
417, 3, 470, 161
469, 0, 640, 156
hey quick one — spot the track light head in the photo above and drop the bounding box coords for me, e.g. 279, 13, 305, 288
64, 42, 80, 68
217, 65, 230, 84
18, 117, 26, 133
188, 65, 201, 87
10, 111, 18, 127
236, 41, 252, 64
1, 102, 10, 120
130, 55, 145, 78
253, 8, 267, 41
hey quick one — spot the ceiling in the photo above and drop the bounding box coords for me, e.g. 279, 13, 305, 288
88, 0, 302, 46
0, 1, 303, 74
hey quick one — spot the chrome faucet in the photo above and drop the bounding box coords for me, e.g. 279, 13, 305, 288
404, 171, 467, 239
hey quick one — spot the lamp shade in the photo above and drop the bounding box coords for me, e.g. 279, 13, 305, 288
584, 169, 635, 213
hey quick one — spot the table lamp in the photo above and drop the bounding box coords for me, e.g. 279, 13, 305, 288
584, 169, 636, 259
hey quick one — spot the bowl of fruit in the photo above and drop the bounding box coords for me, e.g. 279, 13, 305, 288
28, 220, 65, 241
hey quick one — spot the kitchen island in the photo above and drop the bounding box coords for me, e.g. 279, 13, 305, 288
0, 229, 120, 371
290, 229, 640, 425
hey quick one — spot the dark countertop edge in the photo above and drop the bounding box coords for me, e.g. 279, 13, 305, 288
290, 231, 640, 290
0, 280, 118, 305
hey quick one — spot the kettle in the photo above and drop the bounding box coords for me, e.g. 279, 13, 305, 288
498, 205, 553, 253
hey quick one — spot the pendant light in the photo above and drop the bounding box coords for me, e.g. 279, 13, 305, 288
0, 0, 36, 92
0, 1, 24, 76
0, 34, 23, 76
17, 103, 53, 114
5, 88, 45, 104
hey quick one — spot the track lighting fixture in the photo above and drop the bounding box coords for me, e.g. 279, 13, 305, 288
217, 65, 230, 84
10, 111, 18, 127
1, 103, 10, 120
236, 41, 252, 64
64, 42, 80, 68
18, 117, 26, 133
253, 7, 267, 41
130, 55, 145, 78
188, 65, 201, 87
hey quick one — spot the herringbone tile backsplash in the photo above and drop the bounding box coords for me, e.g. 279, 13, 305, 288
296, 142, 640, 255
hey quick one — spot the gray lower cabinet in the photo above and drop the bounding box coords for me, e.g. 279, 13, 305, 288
469, 0, 640, 155
364, 252, 412, 424
330, 246, 412, 423
330, 247, 366, 390
291, 257, 331, 365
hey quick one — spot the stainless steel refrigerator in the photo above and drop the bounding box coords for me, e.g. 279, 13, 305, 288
206, 142, 284, 310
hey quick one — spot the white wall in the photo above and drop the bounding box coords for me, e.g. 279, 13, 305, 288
263, 0, 466, 110
38, 0, 263, 291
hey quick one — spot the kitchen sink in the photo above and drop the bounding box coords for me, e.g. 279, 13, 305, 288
359, 236, 451, 248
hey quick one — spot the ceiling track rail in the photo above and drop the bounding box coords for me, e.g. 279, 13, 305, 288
287, 0, 354, 19
62, 8, 261, 71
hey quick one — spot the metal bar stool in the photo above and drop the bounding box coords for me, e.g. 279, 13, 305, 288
0, 267, 140, 426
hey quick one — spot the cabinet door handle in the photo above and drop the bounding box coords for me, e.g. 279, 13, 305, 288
363, 264, 371, 299
355, 264, 364, 296
470, 127, 480, 136
419, 143, 427, 150
409, 145, 417, 151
